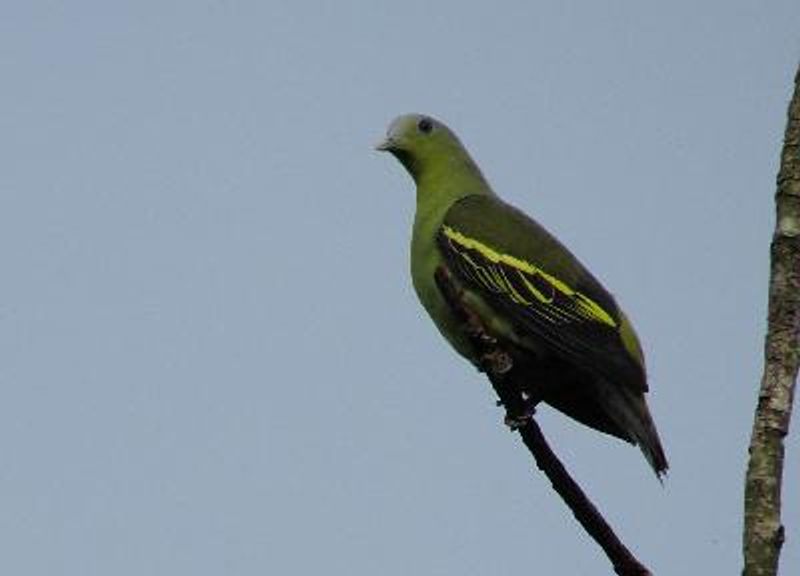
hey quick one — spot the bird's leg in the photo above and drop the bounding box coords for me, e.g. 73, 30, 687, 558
504, 391, 537, 430
480, 348, 513, 375
434, 265, 534, 429
480, 348, 536, 429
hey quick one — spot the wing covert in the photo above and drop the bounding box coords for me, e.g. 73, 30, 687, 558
437, 200, 646, 391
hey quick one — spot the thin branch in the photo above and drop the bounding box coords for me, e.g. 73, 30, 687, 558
435, 266, 651, 576
743, 63, 800, 576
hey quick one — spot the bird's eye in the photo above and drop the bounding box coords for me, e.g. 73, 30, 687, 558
417, 117, 433, 134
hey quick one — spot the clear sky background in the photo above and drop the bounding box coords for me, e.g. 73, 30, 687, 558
2, 2, 799, 575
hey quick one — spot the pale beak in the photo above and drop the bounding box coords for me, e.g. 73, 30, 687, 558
374, 136, 394, 151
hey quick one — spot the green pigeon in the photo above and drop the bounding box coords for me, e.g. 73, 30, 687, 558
377, 113, 668, 477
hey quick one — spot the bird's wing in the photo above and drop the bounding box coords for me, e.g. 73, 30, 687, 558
439, 195, 646, 391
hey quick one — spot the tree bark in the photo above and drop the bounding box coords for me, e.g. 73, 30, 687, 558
743, 63, 800, 576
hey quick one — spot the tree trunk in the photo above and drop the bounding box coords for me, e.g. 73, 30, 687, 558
742, 63, 800, 576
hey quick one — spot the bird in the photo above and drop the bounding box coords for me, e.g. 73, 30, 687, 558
376, 113, 668, 477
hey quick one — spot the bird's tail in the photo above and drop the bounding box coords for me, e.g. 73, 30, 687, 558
599, 381, 669, 479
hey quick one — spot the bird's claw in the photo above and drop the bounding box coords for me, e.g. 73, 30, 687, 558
480, 349, 513, 375
504, 412, 531, 431
503, 403, 536, 431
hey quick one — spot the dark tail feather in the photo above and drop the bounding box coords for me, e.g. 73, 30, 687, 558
599, 381, 669, 479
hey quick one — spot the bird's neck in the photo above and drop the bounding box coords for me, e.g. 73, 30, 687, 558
412, 155, 494, 257
414, 153, 494, 209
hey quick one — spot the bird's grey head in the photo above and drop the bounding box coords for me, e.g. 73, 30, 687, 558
375, 113, 466, 178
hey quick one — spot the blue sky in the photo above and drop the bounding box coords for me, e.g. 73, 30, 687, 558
1, 2, 799, 574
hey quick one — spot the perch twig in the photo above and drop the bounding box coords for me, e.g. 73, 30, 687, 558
435, 266, 652, 576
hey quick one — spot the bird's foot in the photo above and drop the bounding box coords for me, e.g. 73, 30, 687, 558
479, 349, 513, 375
504, 408, 535, 430
503, 397, 536, 431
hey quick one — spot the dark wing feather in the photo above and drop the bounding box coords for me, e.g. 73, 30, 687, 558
438, 197, 645, 391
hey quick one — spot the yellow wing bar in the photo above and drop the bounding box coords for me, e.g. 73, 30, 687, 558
442, 226, 617, 328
